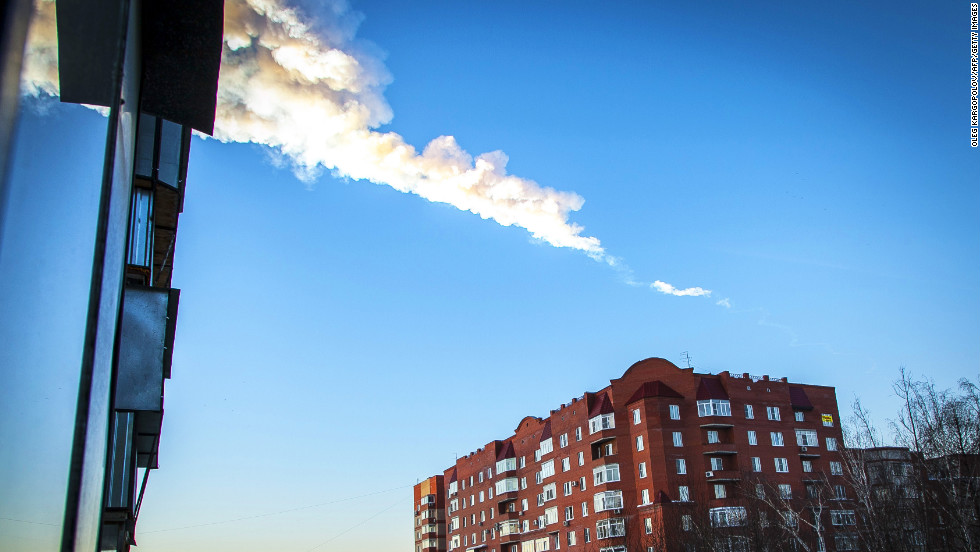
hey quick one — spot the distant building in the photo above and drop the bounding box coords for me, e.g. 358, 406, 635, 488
415, 475, 448, 552
852, 447, 979, 551
416, 357, 856, 552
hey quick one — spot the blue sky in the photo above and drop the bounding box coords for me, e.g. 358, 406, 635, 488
3, 1, 978, 551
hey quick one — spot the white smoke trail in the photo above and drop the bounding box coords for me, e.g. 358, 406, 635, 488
20, 0, 713, 298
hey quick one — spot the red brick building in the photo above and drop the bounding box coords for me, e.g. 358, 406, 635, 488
415, 358, 855, 552
415, 475, 448, 552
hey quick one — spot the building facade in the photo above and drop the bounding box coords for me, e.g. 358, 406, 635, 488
415, 476, 448, 552
417, 357, 856, 552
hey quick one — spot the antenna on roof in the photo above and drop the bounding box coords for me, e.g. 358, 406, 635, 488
680, 351, 693, 369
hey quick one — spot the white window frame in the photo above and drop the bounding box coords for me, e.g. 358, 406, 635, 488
593, 463, 620, 485
678, 486, 690, 501
747, 430, 757, 445
638, 462, 647, 478
593, 490, 623, 512
676, 458, 686, 474
669, 404, 680, 420
767, 406, 781, 421
794, 411, 805, 422
595, 518, 625, 539
635, 435, 644, 451
632, 408, 641, 425
751, 457, 762, 472
770, 432, 784, 446
744, 404, 754, 419
795, 429, 818, 447
697, 399, 732, 417
589, 413, 615, 434
672, 431, 683, 447
774, 457, 789, 473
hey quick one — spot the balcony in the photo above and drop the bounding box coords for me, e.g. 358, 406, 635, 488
798, 446, 821, 458
705, 470, 741, 482
702, 443, 738, 455
699, 418, 735, 429
114, 283, 180, 469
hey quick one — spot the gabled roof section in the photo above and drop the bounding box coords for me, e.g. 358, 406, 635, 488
496, 441, 516, 461
789, 386, 815, 411
696, 378, 729, 400
448, 468, 457, 483
589, 392, 615, 417
654, 490, 672, 504
627, 381, 684, 404
539, 420, 553, 442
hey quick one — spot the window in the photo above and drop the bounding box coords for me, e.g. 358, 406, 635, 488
578, 451, 584, 466
479, 472, 484, 483
635, 435, 644, 451
767, 406, 780, 421
580, 476, 586, 490
794, 411, 804, 422
561, 457, 570, 472
751, 457, 761, 472
744, 404, 754, 419
678, 486, 690, 501
582, 502, 588, 517
822, 413, 834, 427
495, 477, 519, 494
710, 457, 724, 471
519, 456, 526, 469
669, 404, 680, 419
563, 481, 573, 496
778, 484, 792, 499
830, 461, 843, 475
676, 458, 687, 474
830, 510, 856, 526
682, 515, 692, 531
541, 460, 555, 479
520, 477, 527, 489
802, 460, 812, 472
835, 534, 858, 551
575, 427, 582, 441
783, 510, 797, 528
640, 489, 650, 504
545, 507, 559, 525
565, 506, 574, 521
709, 507, 747, 527
774, 458, 789, 472
540, 438, 554, 456
479, 491, 484, 503
542, 483, 557, 502
589, 413, 615, 434
697, 399, 731, 417
638, 462, 647, 478
633, 408, 641, 425
559, 433, 568, 448
755, 484, 765, 499
497, 458, 517, 474
707, 430, 720, 444
645, 517, 653, 534
593, 464, 620, 485
770, 432, 784, 446
567, 531, 576, 546
603, 442, 614, 456
795, 429, 818, 447
521, 498, 528, 511
596, 518, 625, 539
834, 485, 847, 499
826, 437, 838, 451
584, 528, 590, 543
714, 484, 726, 499
593, 490, 623, 512
672, 431, 683, 447
747, 430, 757, 445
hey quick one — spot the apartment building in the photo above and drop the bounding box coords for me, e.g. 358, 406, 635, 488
415, 476, 448, 552
416, 357, 855, 552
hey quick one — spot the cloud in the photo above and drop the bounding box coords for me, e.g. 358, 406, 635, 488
651, 280, 711, 297
20, 0, 716, 298
716, 297, 731, 308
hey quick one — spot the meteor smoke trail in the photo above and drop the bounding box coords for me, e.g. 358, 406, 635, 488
21, 0, 712, 298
